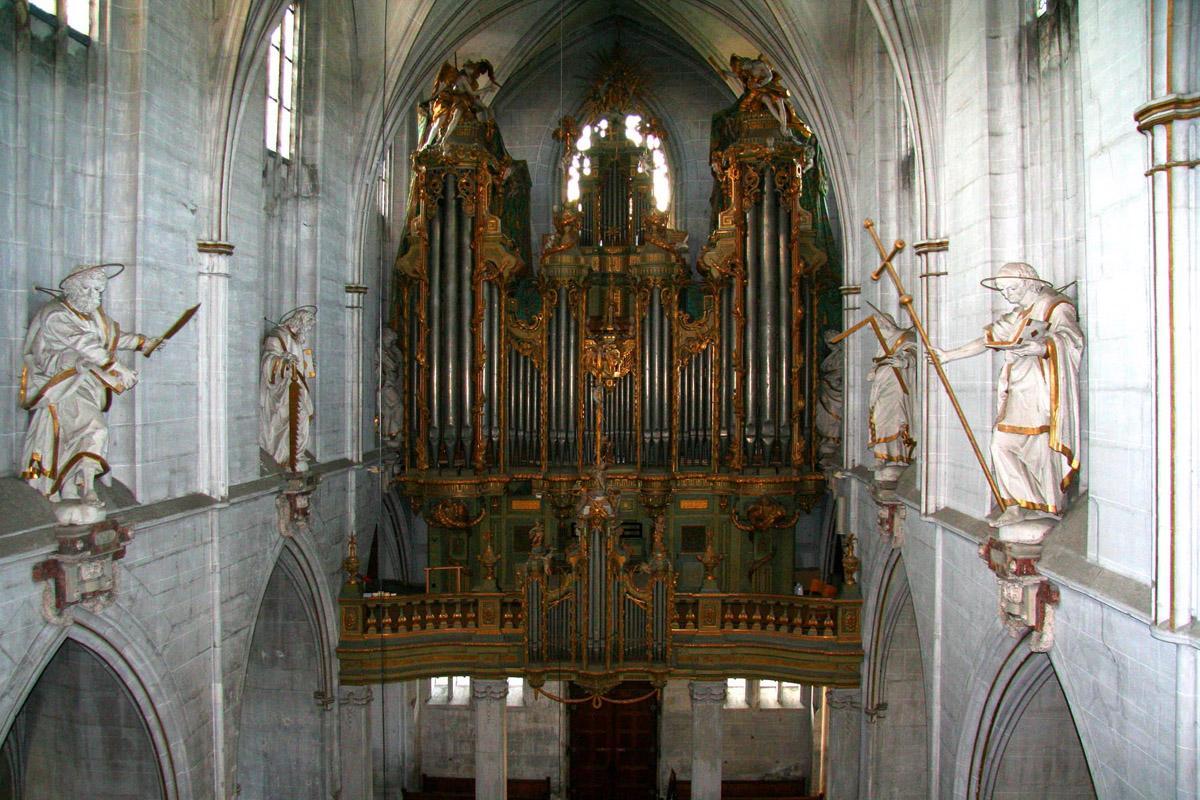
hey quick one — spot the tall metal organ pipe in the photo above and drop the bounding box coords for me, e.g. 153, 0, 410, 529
761, 169, 778, 453
721, 284, 733, 458
745, 198, 760, 458
442, 176, 459, 458
458, 193, 473, 461
428, 187, 443, 459
777, 202, 792, 458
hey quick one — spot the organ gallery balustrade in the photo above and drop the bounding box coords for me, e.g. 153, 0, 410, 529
336, 588, 861, 686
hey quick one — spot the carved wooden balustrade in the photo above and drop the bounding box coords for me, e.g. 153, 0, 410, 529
337, 587, 860, 686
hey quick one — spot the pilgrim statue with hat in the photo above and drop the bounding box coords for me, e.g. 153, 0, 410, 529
864, 301, 918, 487
260, 305, 317, 473
19, 263, 163, 525
930, 262, 1084, 542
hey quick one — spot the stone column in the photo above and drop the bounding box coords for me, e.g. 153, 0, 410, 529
196, 241, 233, 499
824, 688, 862, 800
340, 686, 374, 800
688, 681, 725, 800
473, 679, 509, 800
1138, 0, 1200, 633
345, 283, 368, 462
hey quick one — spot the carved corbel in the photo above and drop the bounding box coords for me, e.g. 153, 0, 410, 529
876, 501, 906, 548
276, 473, 319, 539
32, 521, 132, 625
979, 538, 1059, 652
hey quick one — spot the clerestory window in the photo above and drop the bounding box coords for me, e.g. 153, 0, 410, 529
266, 3, 300, 160
28, 0, 92, 42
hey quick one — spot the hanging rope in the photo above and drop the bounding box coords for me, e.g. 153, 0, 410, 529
533, 684, 661, 709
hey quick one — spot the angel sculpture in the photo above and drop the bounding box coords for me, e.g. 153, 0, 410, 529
728, 54, 812, 138
419, 59, 501, 149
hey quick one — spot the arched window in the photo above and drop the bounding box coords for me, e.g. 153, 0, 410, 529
566, 112, 669, 213
266, 3, 300, 160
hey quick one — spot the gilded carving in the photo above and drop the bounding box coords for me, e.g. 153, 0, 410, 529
429, 499, 485, 530
731, 496, 800, 535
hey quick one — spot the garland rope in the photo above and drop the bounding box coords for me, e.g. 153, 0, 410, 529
533, 684, 660, 709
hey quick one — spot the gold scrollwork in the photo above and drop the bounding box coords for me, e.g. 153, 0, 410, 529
582, 335, 637, 389
429, 498, 486, 530
730, 496, 800, 534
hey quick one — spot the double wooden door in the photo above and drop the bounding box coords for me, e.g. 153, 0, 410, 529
568, 681, 659, 800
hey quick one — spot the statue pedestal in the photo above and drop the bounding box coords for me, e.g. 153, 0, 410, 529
979, 538, 1059, 652
992, 517, 1055, 544
871, 462, 908, 491
51, 499, 107, 526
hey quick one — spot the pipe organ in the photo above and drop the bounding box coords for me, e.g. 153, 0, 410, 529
389, 52, 840, 601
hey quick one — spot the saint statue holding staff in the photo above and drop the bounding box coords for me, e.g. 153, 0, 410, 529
929, 262, 1083, 540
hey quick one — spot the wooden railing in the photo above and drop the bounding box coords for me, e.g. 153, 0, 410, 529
338, 587, 861, 686
672, 593, 859, 641
340, 592, 524, 638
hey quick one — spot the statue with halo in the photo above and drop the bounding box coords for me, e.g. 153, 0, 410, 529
19, 263, 195, 525
930, 262, 1083, 541
260, 305, 317, 473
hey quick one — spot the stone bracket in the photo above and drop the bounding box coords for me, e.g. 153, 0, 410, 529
277, 473, 320, 538
875, 500, 906, 548
980, 537, 1060, 652
32, 520, 133, 624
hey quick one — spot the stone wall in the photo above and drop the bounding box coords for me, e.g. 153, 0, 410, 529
658, 680, 814, 786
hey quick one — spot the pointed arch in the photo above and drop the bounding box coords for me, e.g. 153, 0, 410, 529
958, 636, 1098, 799
232, 534, 338, 799
861, 550, 930, 798
0, 608, 196, 800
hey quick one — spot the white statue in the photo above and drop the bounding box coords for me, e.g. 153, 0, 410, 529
260, 306, 316, 473
378, 326, 403, 445
865, 303, 918, 486
19, 264, 161, 525
815, 329, 844, 471
931, 263, 1083, 540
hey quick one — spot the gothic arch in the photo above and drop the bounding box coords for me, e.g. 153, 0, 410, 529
204, 0, 298, 242
346, 0, 866, 294
0, 609, 195, 800
248, 534, 340, 696
861, 549, 930, 799
233, 538, 337, 799
959, 637, 1097, 799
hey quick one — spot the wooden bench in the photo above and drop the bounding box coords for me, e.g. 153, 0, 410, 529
403, 774, 552, 800
670, 777, 817, 800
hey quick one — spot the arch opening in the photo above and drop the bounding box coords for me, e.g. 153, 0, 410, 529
974, 651, 1097, 800
864, 556, 929, 799
234, 557, 328, 800
0, 639, 166, 800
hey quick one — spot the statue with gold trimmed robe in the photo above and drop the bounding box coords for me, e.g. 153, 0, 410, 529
260, 306, 317, 473
932, 263, 1083, 536
866, 304, 918, 486
815, 329, 844, 471
378, 326, 403, 445
19, 263, 161, 525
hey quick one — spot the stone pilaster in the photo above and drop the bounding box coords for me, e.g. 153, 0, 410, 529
197, 241, 233, 498
824, 688, 862, 800
345, 283, 368, 462
688, 681, 725, 800
473, 679, 509, 800
339, 686, 374, 800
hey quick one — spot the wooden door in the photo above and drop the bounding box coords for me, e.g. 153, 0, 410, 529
568, 681, 659, 800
